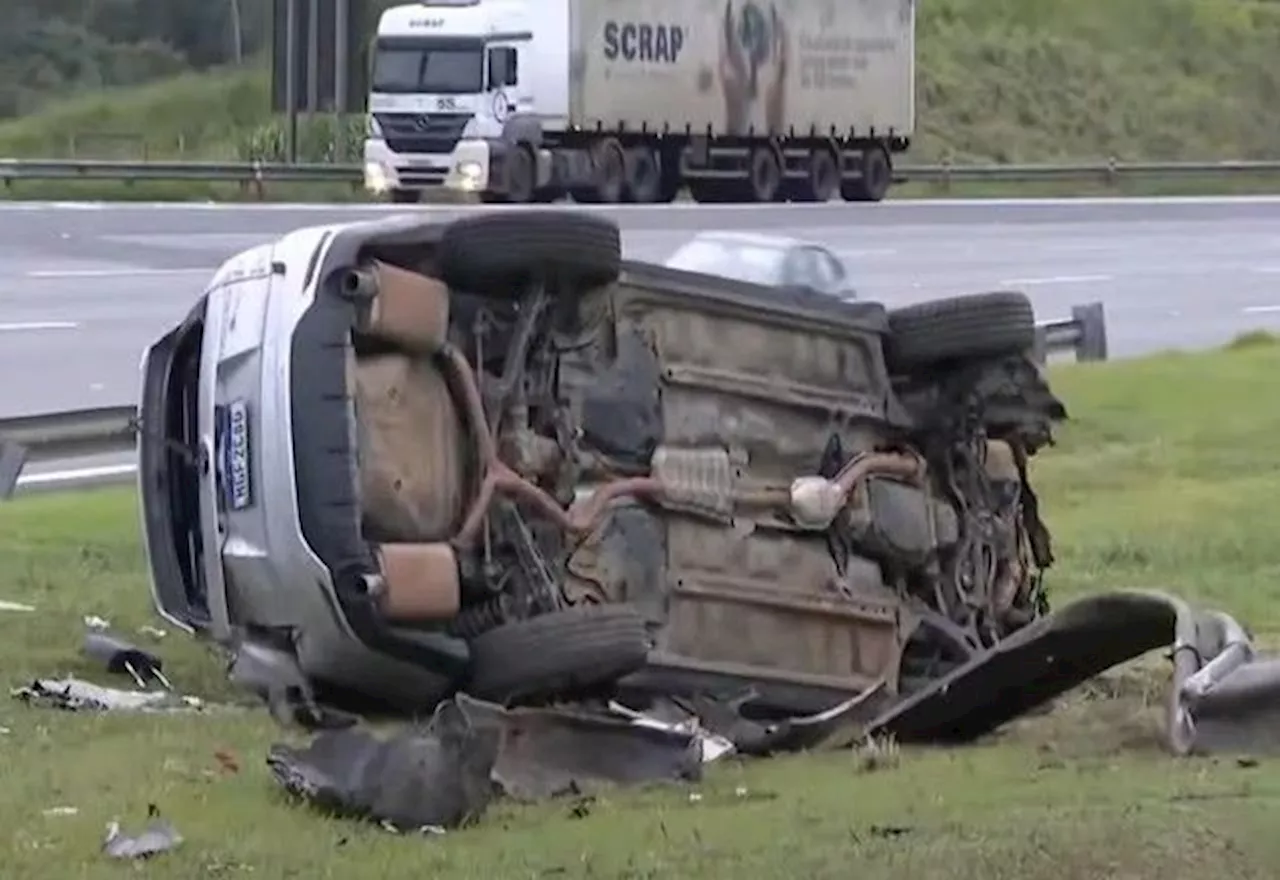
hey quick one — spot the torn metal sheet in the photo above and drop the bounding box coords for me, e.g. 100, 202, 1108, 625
12, 678, 202, 713
454, 693, 702, 801
865, 589, 1280, 756
606, 700, 736, 762
673, 681, 888, 757
103, 807, 182, 859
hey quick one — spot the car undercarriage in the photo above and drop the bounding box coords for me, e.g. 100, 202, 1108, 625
333, 209, 1066, 723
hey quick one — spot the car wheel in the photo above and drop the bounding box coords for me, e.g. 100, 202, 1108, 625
437, 210, 622, 297
885, 291, 1037, 371
464, 604, 651, 705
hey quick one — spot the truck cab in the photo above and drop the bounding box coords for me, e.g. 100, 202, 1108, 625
363, 0, 555, 202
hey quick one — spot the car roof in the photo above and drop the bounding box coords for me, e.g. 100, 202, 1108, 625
686, 231, 811, 250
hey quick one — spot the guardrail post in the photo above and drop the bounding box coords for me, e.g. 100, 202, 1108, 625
1031, 326, 1048, 365
1071, 301, 1108, 361
941, 156, 952, 194
1105, 156, 1118, 188
252, 160, 265, 200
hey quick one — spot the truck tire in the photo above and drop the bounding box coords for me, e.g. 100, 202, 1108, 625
624, 146, 662, 203
886, 291, 1037, 371
793, 148, 839, 202
438, 210, 621, 296
749, 146, 782, 202
842, 145, 892, 202
464, 604, 651, 704
591, 138, 627, 203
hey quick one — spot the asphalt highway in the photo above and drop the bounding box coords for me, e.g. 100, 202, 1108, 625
3, 196, 1279, 477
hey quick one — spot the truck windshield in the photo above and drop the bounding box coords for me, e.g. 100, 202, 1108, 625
371, 38, 483, 94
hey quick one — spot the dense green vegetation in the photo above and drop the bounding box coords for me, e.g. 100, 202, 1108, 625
1, 0, 1278, 165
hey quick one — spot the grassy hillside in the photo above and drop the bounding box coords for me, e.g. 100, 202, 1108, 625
0, 0, 1278, 165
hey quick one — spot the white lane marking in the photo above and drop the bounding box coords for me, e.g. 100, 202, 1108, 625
999, 274, 1112, 286
839, 247, 898, 257
24, 267, 211, 279
0, 321, 79, 331
1242, 305, 1280, 314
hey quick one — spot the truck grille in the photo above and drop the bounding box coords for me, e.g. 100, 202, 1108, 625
375, 112, 471, 155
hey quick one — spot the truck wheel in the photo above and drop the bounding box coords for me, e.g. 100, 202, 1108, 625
438, 210, 622, 296
655, 150, 682, 203
886, 291, 1037, 371
464, 605, 651, 704
841, 145, 892, 203
624, 147, 661, 203
591, 138, 627, 203
492, 145, 534, 204
795, 148, 839, 202
748, 146, 782, 202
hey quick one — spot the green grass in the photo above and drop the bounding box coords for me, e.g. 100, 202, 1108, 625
3, 0, 1280, 202
4, 337, 1280, 877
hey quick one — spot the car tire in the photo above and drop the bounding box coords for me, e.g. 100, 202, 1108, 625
886, 291, 1037, 371
464, 604, 651, 705
437, 210, 622, 297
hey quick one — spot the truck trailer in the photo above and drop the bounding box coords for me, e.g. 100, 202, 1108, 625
362, 0, 915, 204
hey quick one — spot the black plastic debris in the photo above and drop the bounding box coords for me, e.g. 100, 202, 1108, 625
266, 694, 704, 830
267, 700, 499, 831
102, 805, 182, 859
83, 630, 172, 690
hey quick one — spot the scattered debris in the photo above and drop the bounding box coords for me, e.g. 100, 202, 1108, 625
43, 806, 78, 817
12, 678, 202, 713
82, 629, 172, 690
102, 805, 182, 859
83, 615, 110, 631
268, 693, 706, 830
863, 589, 1280, 756
227, 639, 358, 731
0, 600, 35, 612
268, 702, 497, 832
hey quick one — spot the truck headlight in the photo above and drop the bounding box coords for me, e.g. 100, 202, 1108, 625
455, 160, 483, 189
364, 161, 390, 193
365, 115, 382, 138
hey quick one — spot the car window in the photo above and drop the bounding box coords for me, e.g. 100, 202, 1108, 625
666, 240, 786, 286
818, 249, 846, 284
783, 248, 824, 289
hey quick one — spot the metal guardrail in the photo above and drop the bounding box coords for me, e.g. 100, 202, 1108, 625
0, 405, 137, 498
0, 303, 1106, 498
2, 157, 1279, 196
1033, 301, 1108, 365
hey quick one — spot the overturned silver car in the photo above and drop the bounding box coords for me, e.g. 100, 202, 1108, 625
139, 208, 1073, 729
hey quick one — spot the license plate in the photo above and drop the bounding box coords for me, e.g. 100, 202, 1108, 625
216, 399, 253, 511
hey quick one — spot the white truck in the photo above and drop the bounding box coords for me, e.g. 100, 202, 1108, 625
362, 0, 915, 204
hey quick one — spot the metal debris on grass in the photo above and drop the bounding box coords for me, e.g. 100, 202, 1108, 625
102, 805, 182, 860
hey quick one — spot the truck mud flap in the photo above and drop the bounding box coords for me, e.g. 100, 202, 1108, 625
866, 589, 1280, 755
